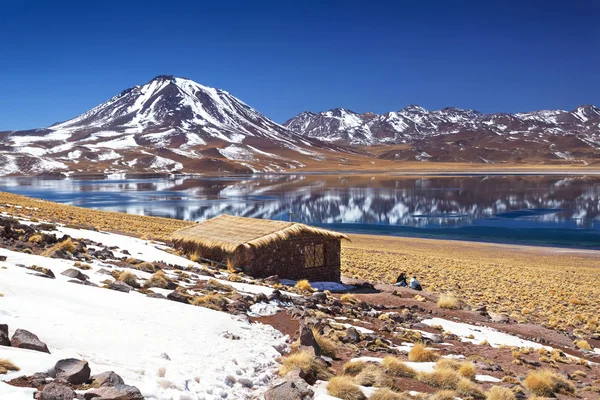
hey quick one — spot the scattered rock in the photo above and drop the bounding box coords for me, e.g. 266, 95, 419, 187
346, 326, 361, 343
0, 324, 10, 347
298, 324, 321, 357
429, 334, 444, 343
311, 292, 327, 303
61, 268, 89, 281
92, 371, 124, 387
167, 290, 190, 304
0, 255, 6, 261
160, 352, 171, 360
11, 328, 50, 353
489, 312, 510, 324
264, 379, 314, 400
264, 275, 280, 284
84, 384, 144, 400
146, 293, 165, 299
34, 381, 76, 400
68, 279, 99, 287
107, 280, 132, 293
54, 358, 91, 385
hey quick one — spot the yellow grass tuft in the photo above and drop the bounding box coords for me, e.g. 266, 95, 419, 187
382, 356, 416, 378
523, 369, 575, 397
437, 294, 460, 310
574, 339, 592, 351
354, 364, 388, 387
73, 261, 92, 270
191, 294, 228, 311
0, 359, 20, 375
117, 271, 138, 287
206, 278, 236, 293
56, 238, 77, 253
28, 234, 43, 243
435, 359, 476, 380
369, 388, 406, 400
418, 368, 461, 390
295, 279, 313, 292
343, 360, 367, 376
145, 270, 170, 289
278, 351, 332, 382
429, 390, 457, 400
327, 375, 366, 400
455, 377, 485, 399
409, 343, 440, 362
340, 293, 359, 304
312, 328, 338, 358
486, 386, 516, 400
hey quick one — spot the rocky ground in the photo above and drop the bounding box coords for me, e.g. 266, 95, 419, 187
0, 213, 599, 399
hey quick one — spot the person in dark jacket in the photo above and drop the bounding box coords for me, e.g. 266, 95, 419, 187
394, 272, 408, 287
410, 275, 423, 291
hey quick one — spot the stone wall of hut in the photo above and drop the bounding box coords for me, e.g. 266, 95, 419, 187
244, 237, 341, 282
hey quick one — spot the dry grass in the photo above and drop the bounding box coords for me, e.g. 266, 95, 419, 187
354, 364, 389, 387
435, 359, 476, 380
437, 294, 460, 310
117, 271, 138, 287
206, 278, 236, 293
312, 328, 338, 358
523, 369, 575, 397
343, 360, 368, 376
28, 234, 44, 243
455, 377, 485, 399
409, 343, 440, 362
278, 351, 332, 383
485, 386, 516, 400
327, 375, 367, 400
342, 234, 600, 335
369, 388, 407, 400
382, 356, 416, 378
73, 261, 92, 270
132, 261, 157, 273
295, 279, 313, 292
145, 270, 171, 289
574, 339, 592, 351
429, 390, 457, 400
191, 294, 228, 311
340, 293, 359, 304
42, 237, 77, 256
418, 368, 461, 390
0, 359, 20, 375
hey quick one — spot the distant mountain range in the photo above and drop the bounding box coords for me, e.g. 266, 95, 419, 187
0, 75, 599, 176
285, 106, 600, 164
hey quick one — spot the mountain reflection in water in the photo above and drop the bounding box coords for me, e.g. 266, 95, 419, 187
1, 174, 599, 248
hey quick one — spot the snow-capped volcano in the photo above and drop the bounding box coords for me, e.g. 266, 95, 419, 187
0, 76, 345, 176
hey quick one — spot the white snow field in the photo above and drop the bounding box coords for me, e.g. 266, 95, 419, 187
0, 246, 288, 399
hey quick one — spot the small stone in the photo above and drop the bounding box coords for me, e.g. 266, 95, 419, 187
61, 268, 89, 281
34, 381, 76, 400
11, 328, 50, 353
489, 312, 510, 324
55, 358, 91, 385
430, 334, 444, 343
92, 371, 124, 387
108, 280, 131, 293
346, 326, 360, 343
311, 292, 327, 303
298, 324, 321, 357
167, 290, 190, 304
146, 293, 165, 299
264, 379, 314, 400
84, 384, 144, 400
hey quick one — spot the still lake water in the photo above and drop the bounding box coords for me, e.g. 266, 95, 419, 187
1, 174, 599, 249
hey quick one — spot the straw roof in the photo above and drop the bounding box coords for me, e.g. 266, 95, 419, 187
172, 214, 350, 252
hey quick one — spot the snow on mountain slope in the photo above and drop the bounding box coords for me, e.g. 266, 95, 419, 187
0, 76, 346, 176
284, 105, 600, 164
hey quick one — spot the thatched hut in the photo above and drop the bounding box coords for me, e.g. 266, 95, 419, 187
172, 215, 350, 282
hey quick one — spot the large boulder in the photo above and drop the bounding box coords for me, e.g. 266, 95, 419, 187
0, 324, 10, 347
34, 381, 76, 400
11, 329, 50, 353
54, 358, 91, 385
61, 268, 89, 281
92, 371, 124, 387
264, 379, 314, 400
83, 384, 144, 400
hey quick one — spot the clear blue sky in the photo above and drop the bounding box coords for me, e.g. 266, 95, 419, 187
1, 0, 598, 130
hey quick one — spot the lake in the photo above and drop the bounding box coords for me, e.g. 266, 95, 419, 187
1, 174, 599, 249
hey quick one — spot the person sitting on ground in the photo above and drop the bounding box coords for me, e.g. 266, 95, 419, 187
394, 272, 408, 287
409, 275, 423, 291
